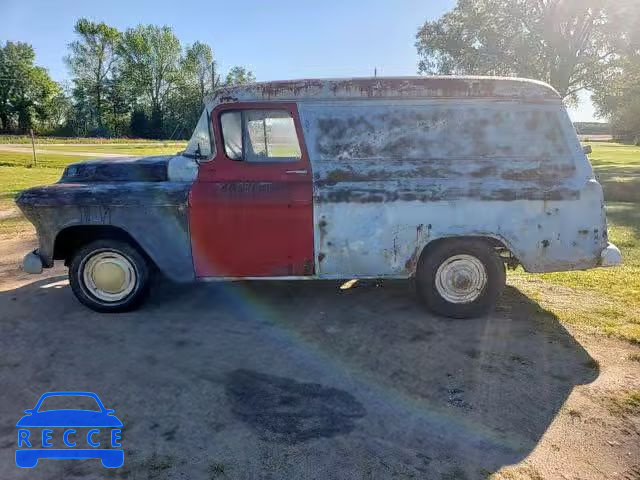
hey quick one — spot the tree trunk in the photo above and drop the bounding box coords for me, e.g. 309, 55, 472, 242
96, 56, 103, 129
0, 111, 9, 133
18, 109, 31, 134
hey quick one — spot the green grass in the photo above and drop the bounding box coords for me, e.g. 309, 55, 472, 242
34, 143, 185, 154
510, 202, 640, 343
509, 142, 640, 343
0, 135, 184, 144
0, 144, 186, 167
589, 142, 640, 203
0, 151, 89, 170
0, 165, 66, 210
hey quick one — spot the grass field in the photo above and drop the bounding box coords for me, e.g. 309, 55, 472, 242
0, 165, 63, 209
0, 152, 83, 171
0, 144, 186, 170
510, 202, 640, 343
508, 142, 640, 343
0, 135, 185, 144
30, 144, 185, 153
0, 141, 638, 342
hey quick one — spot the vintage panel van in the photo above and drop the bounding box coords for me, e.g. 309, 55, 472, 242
15, 77, 621, 316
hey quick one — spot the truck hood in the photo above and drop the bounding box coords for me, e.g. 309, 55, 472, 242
14, 154, 198, 210
61, 155, 174, 183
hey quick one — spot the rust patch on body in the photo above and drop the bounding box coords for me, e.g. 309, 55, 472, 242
404, 224, 430, 273
318, 187, 579, 203
209, 76, 560, 106
469, 165, 498, 178
317, 217, 329, 268
321, 165, 453, 186
306, 99, 575, 205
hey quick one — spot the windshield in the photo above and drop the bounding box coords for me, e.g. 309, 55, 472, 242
184, 108, 214, 158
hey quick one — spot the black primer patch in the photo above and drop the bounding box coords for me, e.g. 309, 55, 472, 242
225, 369, 366, 444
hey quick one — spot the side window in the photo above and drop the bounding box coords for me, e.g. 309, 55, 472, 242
221, 111, 242, 160
221, 109, 302, 163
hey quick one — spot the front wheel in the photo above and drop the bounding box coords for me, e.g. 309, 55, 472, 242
416, 239, 505, 318
69, 239, 151, 313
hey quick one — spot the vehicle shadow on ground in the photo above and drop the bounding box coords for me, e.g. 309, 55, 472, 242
0, 277, 598, 479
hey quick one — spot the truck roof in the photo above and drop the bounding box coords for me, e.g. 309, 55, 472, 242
206, 76, 560, 107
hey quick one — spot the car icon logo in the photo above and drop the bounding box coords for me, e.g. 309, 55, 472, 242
15, 391, 123, 468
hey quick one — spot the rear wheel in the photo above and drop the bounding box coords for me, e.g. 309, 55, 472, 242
69, 239, 150, 312
416, 239, 505, 318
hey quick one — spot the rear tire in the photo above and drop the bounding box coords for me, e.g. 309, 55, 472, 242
69, 239, 150, 313
416, 239, 505, 318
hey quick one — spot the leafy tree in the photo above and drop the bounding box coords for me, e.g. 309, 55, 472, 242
175, 42, 218, 135
415, 0, 639, 101
65, 19, 120, 131
129, 107, 149, 137
592, 56, 640, 141
119, 24, 183, 137
104, 68, 135, 137
17, 66, 60, 131
0, 41, 59, 133
2, 21, 257, 138
39, 86, 72, 134
68, 81, 94, 136
225, 66, 256, 86
183, 41, 218, 106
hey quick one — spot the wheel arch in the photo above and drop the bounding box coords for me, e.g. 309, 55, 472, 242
53, 225, 156, 269
415, 234, 518, 274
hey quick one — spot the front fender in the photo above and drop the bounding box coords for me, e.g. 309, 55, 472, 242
16, 183, 195, 282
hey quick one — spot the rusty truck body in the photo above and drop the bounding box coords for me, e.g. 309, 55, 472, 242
16, 76, 621, 316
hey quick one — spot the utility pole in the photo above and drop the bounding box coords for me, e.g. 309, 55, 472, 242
374, 67, 377, 77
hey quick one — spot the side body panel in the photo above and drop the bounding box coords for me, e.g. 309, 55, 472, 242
189, 103, 314, 277
299, 99, 607, 278
17, 182, 195, 282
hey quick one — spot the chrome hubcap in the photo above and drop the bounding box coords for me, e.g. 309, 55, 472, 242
435, 254, 487, 304
83, 251, 136, 302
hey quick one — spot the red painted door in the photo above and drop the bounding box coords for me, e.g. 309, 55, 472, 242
189, 103, 314, 277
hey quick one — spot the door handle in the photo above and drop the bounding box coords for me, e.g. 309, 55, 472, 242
286, 169, 308, 175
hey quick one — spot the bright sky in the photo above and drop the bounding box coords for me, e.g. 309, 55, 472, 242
1, 0, 599, 122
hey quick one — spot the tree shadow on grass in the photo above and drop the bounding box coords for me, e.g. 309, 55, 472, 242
605, 201, 640, 239
0, 277, 598, 479
595, 165, 640, 203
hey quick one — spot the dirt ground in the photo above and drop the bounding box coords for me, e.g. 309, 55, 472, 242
0, 233, 639, 480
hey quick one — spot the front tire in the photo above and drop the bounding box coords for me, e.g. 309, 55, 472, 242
416, 239, 505, 318
69, 239, 151, 313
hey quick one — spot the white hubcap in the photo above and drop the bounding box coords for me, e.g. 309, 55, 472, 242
435, 254, 487, 304
83, 251, 136, 302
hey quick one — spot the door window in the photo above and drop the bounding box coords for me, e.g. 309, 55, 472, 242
221, 111, 243, 160
221, 109, 302, 162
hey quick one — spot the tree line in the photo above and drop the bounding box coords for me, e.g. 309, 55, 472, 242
0, 19, 255, 139
416, 0, 640, 141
